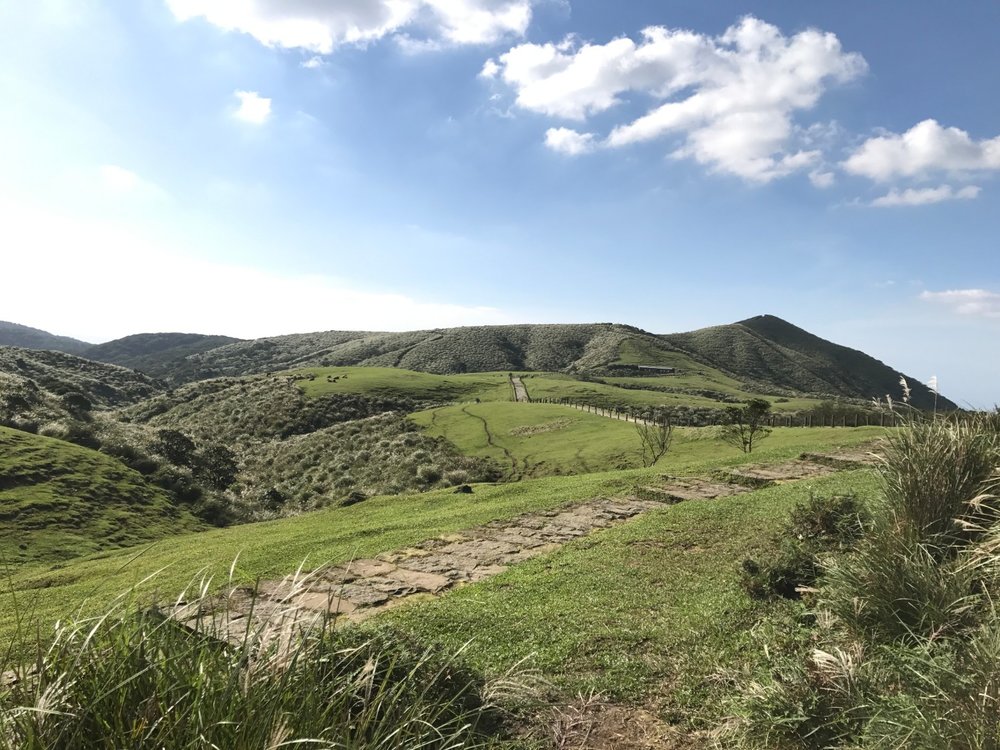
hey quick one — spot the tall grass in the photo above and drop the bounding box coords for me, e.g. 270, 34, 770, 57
730, 414, 1000, 748
0, 575, 510, 749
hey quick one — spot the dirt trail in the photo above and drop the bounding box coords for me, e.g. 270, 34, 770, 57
174, 447, 880, 639
510, 376, 530, 402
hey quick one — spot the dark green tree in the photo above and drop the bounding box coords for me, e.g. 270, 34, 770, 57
720, 398, 772, 453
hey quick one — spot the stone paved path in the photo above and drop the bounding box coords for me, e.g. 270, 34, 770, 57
173, 447, 880, 639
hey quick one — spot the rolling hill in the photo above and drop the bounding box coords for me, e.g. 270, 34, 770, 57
0, 426, 204, 565
84, 332, 242, 379
0, 320, 91, 356
167, 318, 951, 409
662, 315, 952, 411
0, 316, 956, 409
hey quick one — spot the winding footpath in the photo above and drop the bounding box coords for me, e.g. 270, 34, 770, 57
172, 447, 878, 639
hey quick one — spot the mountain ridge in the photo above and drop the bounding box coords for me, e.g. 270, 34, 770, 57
0, 317, 956, 409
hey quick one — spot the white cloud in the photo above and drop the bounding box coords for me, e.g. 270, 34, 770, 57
809, 170, 835, 189
486, 17, 867, 181
844, 120, 1000, 181
479, 58, 500, 79
233, 90, 271, 124
871, 184, 980, 207
0, 192, 515, 341
544, 127, 595, 155
166, 0, 533, 53
301, 55, 325, 69
921, 289, 1000, 319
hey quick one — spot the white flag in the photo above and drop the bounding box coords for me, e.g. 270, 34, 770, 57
927, 375, 938, 394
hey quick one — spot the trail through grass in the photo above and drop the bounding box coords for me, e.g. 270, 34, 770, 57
389, 471, 881, 723
413, 402, 883, 478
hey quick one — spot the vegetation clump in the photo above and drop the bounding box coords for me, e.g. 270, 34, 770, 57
0, 584, 509, 749
731, 416, 1000, 748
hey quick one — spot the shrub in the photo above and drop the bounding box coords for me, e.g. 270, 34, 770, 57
0, 585, 505, 748
417, 464, 443, 484
740, 494, 867, 601
444, 469, 471, 486
730, 414, 1000, 748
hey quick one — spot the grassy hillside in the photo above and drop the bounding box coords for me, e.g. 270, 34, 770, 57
0, 433, 881, 649
412, 402, 642, 478
0, 426, 203, 566
297, 367, 513, 402
84, 332, 242, 380
160, 319, 953, 412
664, 315, 952, 410
0, 346, 161, 409
121, 373, 425, 444
175, 324, 647, 380
0, 320, 91, 356
413, 402, 882, 479
390, 471, 880, 711
237, 412, 500, 514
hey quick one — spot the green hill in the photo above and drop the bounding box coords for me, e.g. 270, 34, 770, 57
173, 324, 646, 380
169, 319, 952, 409
0, 317, 952, 409
0, 426, 204, 566
0, 347, 165, 434
663, 315, 953, 411
84, 332, 242, 380
0, 347, 162, 408
0, 321, 91, 356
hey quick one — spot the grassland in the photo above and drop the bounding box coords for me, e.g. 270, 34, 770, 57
295, 366, 824, 414
296, 366, 512, 403
388, 471, 880, 721
0, 427, 203, 566
412, 401, 882, 479
1, 424, 880, 651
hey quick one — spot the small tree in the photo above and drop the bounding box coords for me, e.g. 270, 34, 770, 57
720, 398, 772, 453
636, 417, 673, 467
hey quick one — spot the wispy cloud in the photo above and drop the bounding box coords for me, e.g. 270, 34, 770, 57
871, 184, 980, 207
921, 289, 1000, 319
167, 0, 534, 54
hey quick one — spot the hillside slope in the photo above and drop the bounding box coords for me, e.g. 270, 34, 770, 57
0, 347, 162, 408
663, 315, 952, 410
0, 321, 91, 356
0, 426, 204, 565
169, 324, 666, 380
85, 332, 242, 379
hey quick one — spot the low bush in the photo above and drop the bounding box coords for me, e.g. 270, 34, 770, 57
0, 584, 508, 749
729, 415, 1000, 748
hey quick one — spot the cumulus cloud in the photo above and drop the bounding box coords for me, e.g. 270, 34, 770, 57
921, 289, 1000, 319
545, 127, 595, 155
844, 120, 1000, 181
166, 0, 533, 53
870, 184, 980, 207
484, 16, 867, 181
233, 90, 271, 124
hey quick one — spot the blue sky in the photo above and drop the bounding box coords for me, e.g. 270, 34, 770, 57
1, 1, 998, 406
